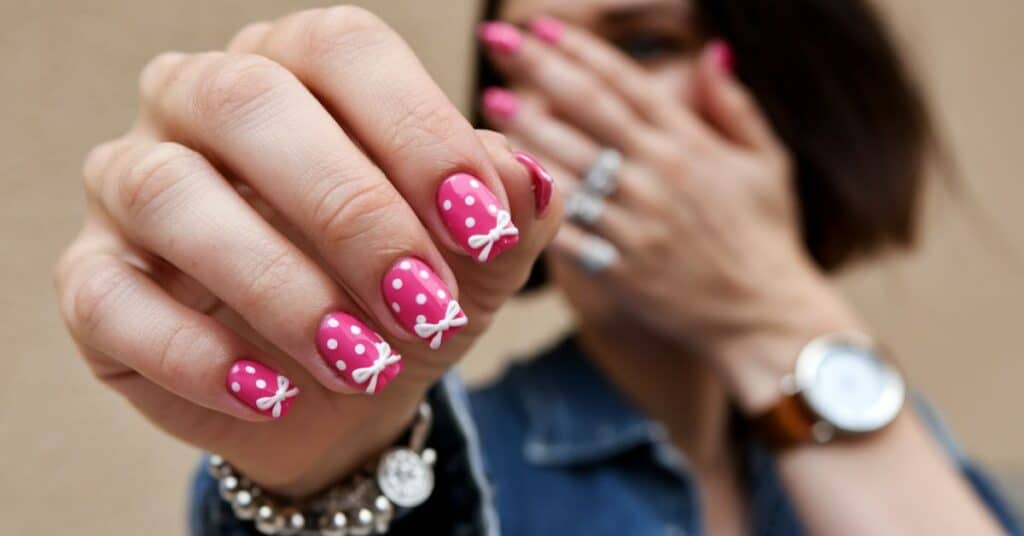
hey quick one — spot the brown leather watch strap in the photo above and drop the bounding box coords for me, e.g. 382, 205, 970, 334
752, 391, 819, 450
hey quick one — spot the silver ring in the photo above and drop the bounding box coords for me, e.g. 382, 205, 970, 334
578, 235, 619, 273
565, 190, 605, 225
582, 148, 622, 197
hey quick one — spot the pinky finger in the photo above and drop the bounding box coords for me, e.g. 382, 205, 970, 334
58, 253, 301, 421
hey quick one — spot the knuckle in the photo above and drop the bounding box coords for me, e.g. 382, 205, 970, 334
385, 97, 464, 159
301, 5, 390, 66
311, 175, 401, 250
67, 258, 132, 340
228, 21, 272, 52
151, 322, 211, 391
118, 142, 204, 222
193, 54, 291, 127
235, 246, 303, 312
82, 138, 134, 195
138, 51, 188, 103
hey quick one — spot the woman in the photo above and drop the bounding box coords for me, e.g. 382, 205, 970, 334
55, 0, 1019, 534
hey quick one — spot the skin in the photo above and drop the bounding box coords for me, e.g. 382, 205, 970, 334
486, 0, 1004, 534
53, 1, 1002, 534
55, 6, 562, 496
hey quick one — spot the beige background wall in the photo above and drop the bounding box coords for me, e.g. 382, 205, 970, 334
2, 0, 1021, 533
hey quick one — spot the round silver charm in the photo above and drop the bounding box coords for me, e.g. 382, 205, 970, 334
318, 511, 348, 536
376, 447, 434, 508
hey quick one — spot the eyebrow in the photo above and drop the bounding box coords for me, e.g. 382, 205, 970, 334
599, 0, 686, 24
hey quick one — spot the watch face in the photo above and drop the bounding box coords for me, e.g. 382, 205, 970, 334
796, 337, 905, 433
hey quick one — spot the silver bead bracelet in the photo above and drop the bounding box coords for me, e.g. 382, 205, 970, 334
209, 402, 436, 535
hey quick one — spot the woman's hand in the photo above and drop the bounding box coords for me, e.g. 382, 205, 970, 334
54, 6, 560, 497
480, 19, 862, 413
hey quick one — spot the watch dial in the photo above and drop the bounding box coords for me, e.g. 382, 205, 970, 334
799, 340, 905, 433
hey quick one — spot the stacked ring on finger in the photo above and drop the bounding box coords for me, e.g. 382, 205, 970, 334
581, 148, 621, 197
578, 235, 619, 273
566, 147, 621, 226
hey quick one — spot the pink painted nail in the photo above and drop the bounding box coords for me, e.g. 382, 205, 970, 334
708, 39, 734, 72
482, 87, 520, 121
382, 257, 467, 349
317, 313, 401, 395
479, 21, 523, 54
227, 360, 298, 419
529, 16, 564, 45
438, 173, 519, 262
513, 152, 554, 216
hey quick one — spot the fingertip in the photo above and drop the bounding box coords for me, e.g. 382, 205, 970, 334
528, 16, 565, 45
482, 87, 520, 122
706, 39, 735, 74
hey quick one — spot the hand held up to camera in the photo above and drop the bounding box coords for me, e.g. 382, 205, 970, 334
55, 6, 561, 500
479, 18, 866, 414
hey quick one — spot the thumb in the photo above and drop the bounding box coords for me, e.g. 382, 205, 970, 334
694, 40, 778, 151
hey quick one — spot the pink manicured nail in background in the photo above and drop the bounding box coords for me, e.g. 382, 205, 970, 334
529, 16, 564, 44
514, 152, 554, 216
382, 257, 466, 349
317, 313, 401, 394
438, 173, 519, 262
479, 21, 523, 53
227, 360, 298, 419
708, 39, 734, 72
482, 87, 520, 121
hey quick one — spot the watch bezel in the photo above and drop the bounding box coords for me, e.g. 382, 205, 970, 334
793, 334, 905, 435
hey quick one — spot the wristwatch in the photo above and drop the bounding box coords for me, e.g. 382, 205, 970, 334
753, 333, 906, 449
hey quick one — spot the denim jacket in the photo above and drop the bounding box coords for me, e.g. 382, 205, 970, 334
192, 336, 1021, 535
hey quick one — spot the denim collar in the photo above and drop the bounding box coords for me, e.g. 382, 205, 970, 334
509, 336, 670, 467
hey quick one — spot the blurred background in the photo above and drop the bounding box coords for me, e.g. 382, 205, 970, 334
2, 0, 1021, 533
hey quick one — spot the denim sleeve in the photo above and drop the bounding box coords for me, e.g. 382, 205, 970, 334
188, 373, 498, 536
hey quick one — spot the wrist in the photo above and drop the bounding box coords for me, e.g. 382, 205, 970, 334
238, 388, 425, 499
709, 272, 868, 416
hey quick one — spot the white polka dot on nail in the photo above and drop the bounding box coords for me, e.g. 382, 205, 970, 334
443, 199, 452, 211
392, 278, 403, 290
245, 366, 255, 374
465, 195, 475, 206
391, 302, 401, 312
400, 260, 412, 270
326, 317, 339, 328
416, 293, 427, 305
488, 204, 497, 215
350, 325, 361, 335
355, 343, 365, 355
437, 289, 446, 299
336, 360, 346, 371
255, 379, 267, 389
326, 338, 338, 350
419, 269, 429, 279
470, 179, 480, 188
231, 365, 239, 373
416, 314, 426, 324
465, 217, 476, 228
230, 382, 240, 392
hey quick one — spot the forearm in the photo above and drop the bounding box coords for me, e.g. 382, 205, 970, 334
775, 409, 1003, 535
716, 278, 1004, 534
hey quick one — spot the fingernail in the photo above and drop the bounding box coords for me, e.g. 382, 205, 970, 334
382, 257, 467, 350
514, 152, 554, 216
708, 39, 734, 72
478, 21, 523, 54
317, 313, 402, 395
227, 360, 298, 419
438, 173, 519, 262
529, 16, 564, 45
482, 87, 520, 121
